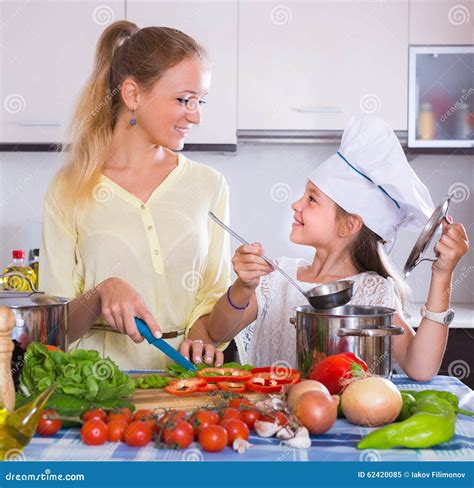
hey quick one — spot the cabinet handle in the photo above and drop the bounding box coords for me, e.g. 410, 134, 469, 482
292, 106, 342, 113
17, 121, 62, 127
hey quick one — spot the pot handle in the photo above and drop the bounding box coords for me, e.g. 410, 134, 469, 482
0, 272, 39, 293
337, 326, 404, 337
289, 317, 296, 327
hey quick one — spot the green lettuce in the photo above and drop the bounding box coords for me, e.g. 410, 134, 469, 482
19, 343, 135, 404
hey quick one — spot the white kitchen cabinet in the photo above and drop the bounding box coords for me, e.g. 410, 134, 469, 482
126, 0, 238, 146
410, 0, 474, 45
238, 0, 409, 131
0, 0, 125, 145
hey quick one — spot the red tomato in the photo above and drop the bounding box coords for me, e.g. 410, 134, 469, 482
228, 398, 253, 409
261, 411, 288, 427
108, 413, 130, 425
198, 424, 228, 452
189, 410, 220, 437
119, 408, 134, 423
37, 409, 62, 436
106, 419, 128, 442
124, 421, 153, 447
223, 419, 249, 445
156, 410, 188, 431
133, 409, 153, 422
81, 419, 108, 446
163, 421, 194, 449
82, 408, 107, 423
220, 407, 243, 426
241, 409, 261, 429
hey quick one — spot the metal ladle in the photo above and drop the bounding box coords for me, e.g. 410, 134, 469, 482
208, 212, 354, 310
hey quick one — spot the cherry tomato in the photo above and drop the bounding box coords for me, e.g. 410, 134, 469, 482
220, 407, 243, 426
107, 419, 128, 442
241, 409, 261, 429
124, 421, 153, 447
198, 424, 228, 452
108, 413, 130, 425
133, 409, 153, 422
37, 409, 62, 436
81, 419, 108, 446
156, 410, 188, 432
261, 411, 288, 427
228, 398, 253, 410
119, 408, 134, 423
223, 419, 249, 446
82, 408, 107, 423
189, 410, 220, 437
163, 421, 194, 449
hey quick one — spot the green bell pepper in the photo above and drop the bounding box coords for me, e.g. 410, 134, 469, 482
358, 393, 456, 449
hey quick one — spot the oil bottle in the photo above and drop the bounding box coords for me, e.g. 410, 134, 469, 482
0, 384, 56, 460
1, 250, 37, 291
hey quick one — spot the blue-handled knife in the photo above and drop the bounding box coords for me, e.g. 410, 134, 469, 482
134, 317, 196, 372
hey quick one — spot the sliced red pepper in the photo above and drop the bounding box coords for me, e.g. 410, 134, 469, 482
218, 382, 247, 393
197, 367, 252, 383
197, 383, 219, 393
245, 377, 284, 394
251, 369, 301, 385
165, 378, 207, 396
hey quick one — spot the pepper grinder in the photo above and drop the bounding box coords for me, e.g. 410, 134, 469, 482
0, 305, 15, 411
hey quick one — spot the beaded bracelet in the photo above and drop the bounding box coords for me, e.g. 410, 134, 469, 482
226, 285, 249, 310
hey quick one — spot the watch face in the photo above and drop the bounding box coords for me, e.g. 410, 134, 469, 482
444, 310, 455, 325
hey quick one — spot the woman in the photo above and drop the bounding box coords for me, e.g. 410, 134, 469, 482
40, 21, 229, 369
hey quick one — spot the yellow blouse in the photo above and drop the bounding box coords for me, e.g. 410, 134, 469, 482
40, 153, 230, 370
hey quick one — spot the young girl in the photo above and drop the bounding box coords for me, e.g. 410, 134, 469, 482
201, 114, 469, 381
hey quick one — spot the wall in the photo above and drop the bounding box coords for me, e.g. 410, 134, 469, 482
0, 144, 472, 304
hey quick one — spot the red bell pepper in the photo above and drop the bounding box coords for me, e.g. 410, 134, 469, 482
250, 366, 301, 385
309, 352, 368, 394
164, 378, 207, 396
245, 377, 284, 394
218, 382, 247, 393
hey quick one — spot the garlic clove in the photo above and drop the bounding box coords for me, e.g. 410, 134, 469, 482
232, 438, 251, 453
254, 420, 281, 438
276, 426, 295, 440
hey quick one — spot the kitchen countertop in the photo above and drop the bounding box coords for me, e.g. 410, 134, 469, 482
21, 375, 473, 462
409, 303, 473, 329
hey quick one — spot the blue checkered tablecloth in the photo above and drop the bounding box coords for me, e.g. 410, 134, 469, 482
21, 375, 473, 462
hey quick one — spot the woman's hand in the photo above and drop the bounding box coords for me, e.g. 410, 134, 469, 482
232, 242, 274, 290
432, 217, 469, 276
98, 277, 162, 343
178, 339, 224, 367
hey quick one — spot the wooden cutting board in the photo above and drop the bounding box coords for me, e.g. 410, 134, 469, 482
131, 374, 266, 411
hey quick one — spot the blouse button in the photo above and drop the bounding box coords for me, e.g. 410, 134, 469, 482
140, 204, 145, 210
154, 249, 159, 255
147, 225, 153, 230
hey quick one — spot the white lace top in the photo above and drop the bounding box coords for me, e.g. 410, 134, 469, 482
235, 257, 406, 372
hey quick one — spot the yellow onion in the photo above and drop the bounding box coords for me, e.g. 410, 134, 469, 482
292, 390, 339, 435
341, 377, 402, 427
287, 380, 330, 410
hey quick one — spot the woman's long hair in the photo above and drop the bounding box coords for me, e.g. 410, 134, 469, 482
55, 20, 206, 206
336, 205, 411, 311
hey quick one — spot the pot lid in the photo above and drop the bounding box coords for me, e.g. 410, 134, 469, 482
403, 193, 453, 277
295, 304, 396, 317
0, 291, 69, 308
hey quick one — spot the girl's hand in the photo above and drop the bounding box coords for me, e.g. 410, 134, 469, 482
179, 339, 224, 367
98, 277, 162, 343
432, 217, 469, 276
232, 242, 274, 290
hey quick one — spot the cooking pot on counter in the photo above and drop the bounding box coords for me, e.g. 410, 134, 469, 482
0, 273, 69, 351
291, 304, 404, 379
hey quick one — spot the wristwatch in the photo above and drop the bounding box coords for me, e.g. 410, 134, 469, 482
421, 304, 455, 326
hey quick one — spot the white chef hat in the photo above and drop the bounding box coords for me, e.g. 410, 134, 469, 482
308, 114, 434, 252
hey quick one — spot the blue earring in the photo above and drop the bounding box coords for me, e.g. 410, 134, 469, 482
129, 109, 137, 126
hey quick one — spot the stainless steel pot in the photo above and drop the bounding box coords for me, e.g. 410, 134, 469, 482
0, 273, 69, 351
291, 304, 404, 379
